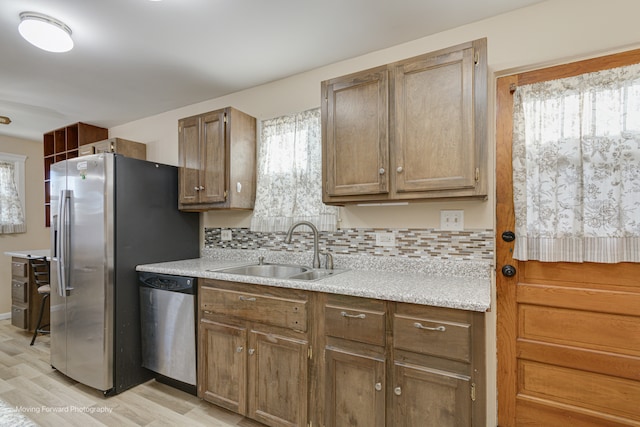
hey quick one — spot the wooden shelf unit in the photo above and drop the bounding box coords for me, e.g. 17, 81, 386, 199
43, 123, 108, 226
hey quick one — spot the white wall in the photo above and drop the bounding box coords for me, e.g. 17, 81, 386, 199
0, 135, 50, 316
111, 0, 640, 232
107, 0, 640, 423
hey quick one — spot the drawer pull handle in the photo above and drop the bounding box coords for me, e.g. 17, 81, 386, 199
239, 296, 257, 302
414, 322, 446, 332
341, 311, 366, 319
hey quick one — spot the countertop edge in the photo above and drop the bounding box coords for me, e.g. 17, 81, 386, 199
137, 257, 492, 313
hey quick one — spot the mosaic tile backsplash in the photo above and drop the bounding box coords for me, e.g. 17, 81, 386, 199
204, 227, 494, 261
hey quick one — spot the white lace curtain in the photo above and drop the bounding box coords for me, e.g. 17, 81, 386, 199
512, 63, 640, 263
250, 108, 338, 232
0, 160, 26, 234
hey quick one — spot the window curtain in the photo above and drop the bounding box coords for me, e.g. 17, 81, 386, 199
0, 161, 26, 234
250, 108, 338, 232
512, 63, 640, 263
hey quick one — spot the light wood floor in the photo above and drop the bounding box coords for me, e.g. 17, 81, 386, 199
0, 319, 265, 427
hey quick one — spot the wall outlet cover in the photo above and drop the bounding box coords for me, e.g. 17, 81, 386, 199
375, 232, 396, 247
221, 229, 232, 241
440, 210, 464, 231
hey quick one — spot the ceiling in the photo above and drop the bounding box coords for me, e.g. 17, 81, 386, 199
0, 0, 543, 142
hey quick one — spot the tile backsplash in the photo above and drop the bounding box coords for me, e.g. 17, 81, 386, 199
204, 227, 494, 261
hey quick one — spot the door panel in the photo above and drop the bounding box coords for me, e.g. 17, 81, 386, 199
248, 330, 308, 427
496, 49, 640, 426
393, 47, 475, 192
64, 155, 110, 391
325, 347, 385, 427
201, 110, 226, 203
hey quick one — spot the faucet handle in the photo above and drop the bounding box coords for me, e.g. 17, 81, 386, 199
323, 251, 334, 270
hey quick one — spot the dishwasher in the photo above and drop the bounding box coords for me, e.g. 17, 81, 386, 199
138, 271, 197, 395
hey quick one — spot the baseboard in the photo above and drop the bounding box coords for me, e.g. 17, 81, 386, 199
0, 312, 11, 321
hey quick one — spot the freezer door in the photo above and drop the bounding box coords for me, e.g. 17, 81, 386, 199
49, 160, 68, 373
64, 155, 114, 391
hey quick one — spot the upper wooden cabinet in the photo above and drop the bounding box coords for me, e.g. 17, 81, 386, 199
322, 38, 487, 204
178, 107, 256, 211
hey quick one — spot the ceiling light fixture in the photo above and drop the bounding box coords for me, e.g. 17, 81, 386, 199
0, 116, 11, 125
18, 12, 73, 53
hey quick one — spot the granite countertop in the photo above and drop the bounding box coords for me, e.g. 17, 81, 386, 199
137, 249, 492, 312
4, 249, 51, 259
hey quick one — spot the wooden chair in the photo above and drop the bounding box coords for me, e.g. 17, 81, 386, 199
28, 257, 50, 346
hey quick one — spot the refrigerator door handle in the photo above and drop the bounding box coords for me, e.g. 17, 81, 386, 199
57, 190, 71, 297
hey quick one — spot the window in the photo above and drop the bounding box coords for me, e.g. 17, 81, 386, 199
250, 108, 338, 232
0, 152, 26, 234
512, 63, 640, 263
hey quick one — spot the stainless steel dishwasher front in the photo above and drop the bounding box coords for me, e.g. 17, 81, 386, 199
138, 271, 196, 394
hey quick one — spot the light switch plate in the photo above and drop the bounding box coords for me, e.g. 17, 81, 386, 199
375, 232, 396, 247
440, 210, 464, 231
221, 229, 232, 241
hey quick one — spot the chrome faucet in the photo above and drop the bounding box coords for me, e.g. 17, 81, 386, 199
284, 221, 321, 268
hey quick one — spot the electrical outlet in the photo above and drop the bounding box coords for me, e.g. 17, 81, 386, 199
440, 210, 464, 231
221, 229, 232, 241
375, 232, 396, 247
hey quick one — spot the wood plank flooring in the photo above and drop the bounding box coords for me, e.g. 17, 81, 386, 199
0, 320, 265, 427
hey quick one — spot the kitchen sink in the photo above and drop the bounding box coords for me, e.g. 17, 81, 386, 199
214, 262, 347, 281
218, 263, 310, 278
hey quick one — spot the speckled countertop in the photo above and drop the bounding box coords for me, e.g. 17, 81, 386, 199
137, 249, 493, 312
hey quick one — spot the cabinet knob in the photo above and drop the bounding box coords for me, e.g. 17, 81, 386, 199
396, 166, 403, 173
199, 186, 205, 190
236, 346, 243, 353
375, 382, 382, 391
248, 348, 255, 356
379, 168, 385, 175
194, 186, 200, 191
394, 386, 402, 396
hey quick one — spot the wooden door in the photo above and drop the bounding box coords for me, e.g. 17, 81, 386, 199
496, 50, 640, 426
178, 115, 200, 205
392, 362, 470, 427
325, 347, 385, 427
392, 43, 476, 193
200, 110, 226, 204
198, 320, 247, 415
322, 66, 389, 198
248, 330, 308, 427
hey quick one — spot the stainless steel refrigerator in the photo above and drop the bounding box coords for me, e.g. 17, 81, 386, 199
50, 153, 199, 396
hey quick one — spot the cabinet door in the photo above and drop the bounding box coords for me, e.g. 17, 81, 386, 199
392, 362, 471, 427
200, 110, 227, 204
325, 347, 385, 427
392, 45, 476, 193
323, 66, 389, 197
178, 116, 201, 205
248, 330, 308, 427
198, 320, 247, 415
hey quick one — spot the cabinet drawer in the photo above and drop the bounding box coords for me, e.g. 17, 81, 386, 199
12, 279, 28, 303
201, 287, 307, 332
11, 261, 27, 277
11, 306, 28, 330
393, 313, 470, 362
325, 304, 386, 346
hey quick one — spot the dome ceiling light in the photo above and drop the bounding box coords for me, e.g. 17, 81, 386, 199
18, 12, 73, 53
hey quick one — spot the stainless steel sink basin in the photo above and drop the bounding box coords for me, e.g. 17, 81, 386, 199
215, 262, 347, 281
218, 263, 310, 278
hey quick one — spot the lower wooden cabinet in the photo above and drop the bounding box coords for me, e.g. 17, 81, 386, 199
198, 281, 485, 427
199, 280, 310, 427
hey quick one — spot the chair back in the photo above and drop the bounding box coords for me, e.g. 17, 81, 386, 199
28, 257, 50, 287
